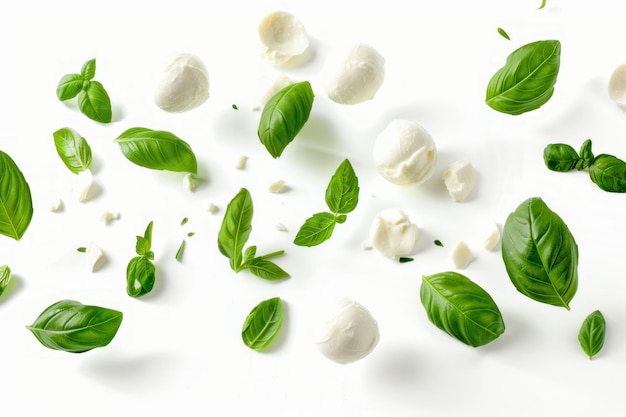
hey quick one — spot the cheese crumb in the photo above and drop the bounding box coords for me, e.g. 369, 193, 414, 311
73, 169, 94, 202
101, 210, 120, 224
483, 223, 501, 251
268, 179, 286, 193
235, 155, 248, 170
207, 203, 218, 213
86, 241, 105, 272
183, 173, 197, 191
452, 241, 474, 269
50, 199, 64, 212
275, 223, 288, 232
443, 160, 476, 202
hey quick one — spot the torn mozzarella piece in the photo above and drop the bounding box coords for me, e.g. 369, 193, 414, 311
369, 208, 418, 259
235, 155, 248, 170
86, 241, 105, 272
183, 173, 197, 191
373, 120, 437, 185
73, 169, 94, 202
443, 160, 476, 202
101, 210, 120, 224
258, 11, 309, 65
326, 43, 385, 105
154, 53, 209, 112
609, 63, 626, 105
452, 241, 474, 269
50, 199, 63, 212
316, 298, 380, 364
257, 74, 296, 109
268, 179, 286, 193
483, 223, 501, 251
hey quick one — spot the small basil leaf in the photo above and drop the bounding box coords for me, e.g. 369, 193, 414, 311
0, 150, 34, 241
52, 127, 92, 174
218, 188, 253, 271
0, 265, 11, 297
79, 80, 112, 123
293, 212, 337, 247
589, 154, 626, 192
56, 73, 84, 101
243, 245, 257, 264
420, 271, 505, 347
543, 143, 579, 172
242, 297, 284, 350
486, 40, 561, 115
115, 127, 198, 174
497, 27, 511, 40
26, 300, 123, 353
502, 197, 578, 309
126, 255, 156, 298
576, 139, 594, 170
538, 0, 547, 9
175, 240, 185, 262
578, 310, 606, 359
80, 58, 96, 80
325, 159, 359, 214
244, 257, 290, 280
135, 221, 153, 256
258, 81, 314, 158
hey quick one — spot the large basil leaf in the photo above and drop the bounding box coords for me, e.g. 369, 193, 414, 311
258, 81, 314, 158
115, 127, 198, 174
126, 255, 156, 298
218, 188, 253, 270
578, 310, 606, 360
420, 271, 505, 347
0, 150, 33, 241
325, 159, 359, 214
486, 40, 561, 115
589, 154, 626, 192
293, 212, 337, 247
242, 297, 284, 350
52, 127, 92, 174
502, 197, 578, 309
79, 80, 112, 123
26, 299, 123, 353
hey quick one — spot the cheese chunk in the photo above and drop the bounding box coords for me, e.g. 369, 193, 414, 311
452, 241, 474, 269
369, 208, 418, 259
258, 11, 309, 65
443, 160, 476, 202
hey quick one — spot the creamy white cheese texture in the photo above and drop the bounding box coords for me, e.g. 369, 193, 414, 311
443, 160, 476, 202
483, 222, 501, 251
373, 120, 437, 185
326, 43, 385, 105
452, 241, 474, 269
257, 74, 296, 109
609, 63, 626, 105
316, 298, 380, 364
154, 53, 209, 113
86, 241, 105, 272
258, 11, 309, 65
369, 208, 418, 259
73, 169, 94, 202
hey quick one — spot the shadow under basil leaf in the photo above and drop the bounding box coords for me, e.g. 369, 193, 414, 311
0, 273, 24, 305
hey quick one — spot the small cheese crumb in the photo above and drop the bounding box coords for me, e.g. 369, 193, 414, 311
207, 203, 218, 213
275, 223, 288, 232
183, 173, 197, 191
101, 210, 120, 224
235, 155, 248, 170
268, 179, 286, 193
483, 223, 501, 251
361, 241, 373, 250
86, 241, 105, 272
452, 241, 474, 269
50, 199, 64, 212
73, 169, 94, 202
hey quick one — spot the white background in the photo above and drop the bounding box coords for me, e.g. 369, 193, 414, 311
1, 0, 626, 415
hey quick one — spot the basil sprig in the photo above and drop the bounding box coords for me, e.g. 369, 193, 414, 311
0, 265, 11, 298
126, 221, 157, 297
56, 58, 112, 123
26, 299, 123, 353
115, 127, 198, 174
294, 159, 359, 247
0, 150, 33, 241
258, 81, 314, 158
242, 297, 284, 350
486, 40, 561, 115
502, 197, 578, 309
52, 127, 92, 174
578, 310, 606, 360
218, 188, 289, 280
420, 271, 505, 347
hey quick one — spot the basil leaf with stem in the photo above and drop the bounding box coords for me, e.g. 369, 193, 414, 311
293, 212, 337, 247
578, 310, 606, 359
502, 197, 578, 309
242, 297, 284, 350
56, 73, 84, 101
420, 271, 505, 347
115, 127, 198, 174
0, 265, 11, 297
325, 159, 359, 215
26, 300, 123, 353
543, 143, 580, 172
258, 81, 314, 158
79, 80, 112, 123
589, 154, 626, 192
126, 255, 156, 298
0, 150, 33, 241
486, 40, 561, 115
244, 257, 289, 280
576, 139, 594, 170
135, 221, 154, 258
80, 58, 96, 80
52, 127, 92, 174
497, 27, 511, 40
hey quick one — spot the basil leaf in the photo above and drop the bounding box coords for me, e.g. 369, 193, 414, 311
538, 0, 547, 9
0, 265, 11, 297
543, 143, 579, 172
244, 257, 290, 280
589, 154, 626, 192
26, 300, 123, 353
56, 73, 84, 101
218, 188, 253, 270
293, 212, 337, 247
258, 81, 314, 158
576, 139, 594, 170
79, 80, 112, 123
0, 150, 33, 241
135, 221, 154, 257
52, 127, 92, 174
578, 310, 606, 360
242, 297, 284, 350
115, 127, 198, 174
175, 239, 185, 262
80, 58, 96, 80
243, 245, 257, 264
126, 255, 156, 298
325, 159, 359, 214
420, 271, 505, 347
497, 27, 511, 40
486, 40, 561, 115
502, 197, 578, 309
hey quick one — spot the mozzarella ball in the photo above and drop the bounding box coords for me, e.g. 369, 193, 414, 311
154, 53, 209, 112
609, 63, 626, 105
326, 43, 385, 104
258, 11, 309, 65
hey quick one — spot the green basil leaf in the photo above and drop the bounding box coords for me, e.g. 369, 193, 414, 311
0, 265, 11, 297
175, 239, 185, 262
26, 300, 123, 353
325, 159, 359, 214
589, 154, 626, 192
79, 80, 112, 123
80, 58, 96, 80
218, 188, 253, 271
0, 150, 33, 241
115, 127, 198, 174
420, 271, 505, 347
135, 221, 153, 256
258, 81, 314, 158
543, 143, 579, 172
293, 212, 337, 247
538, 0, 547, 9
126, 255, 156, 298
244, 257, 290, 280
497, 27, 511, 40
486, 40, 561, 115
243, 245, 257, 264
502, 197, 578, 309
52, 127, 92, 174
576, 139, 594, 170
56, 73, 84, 101
242, 297, 284, 350
578, 310, 606, 360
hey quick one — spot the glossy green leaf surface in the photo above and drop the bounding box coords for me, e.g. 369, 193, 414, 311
578, 310, 606, 359
56, 73, 84, 101
420, 272, 505, 347
52, 127, 92, 174
543, 143, 579, 172
0, 265, 11, 297
325, 159, 359, 214
26, 300, 123, 353
80, 58, 96, 80
242, 297, 284, 350
502, 197, 578, 309
126, 255, 156, 298
244, 257, 290, 281
589, 154, 626, 192
293, 212, 337, 247
79, 80, 112, 123
0, 150, 33, 241
218, 188, 253, 270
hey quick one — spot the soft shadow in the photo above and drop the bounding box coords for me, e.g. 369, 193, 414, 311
295, 112, 339, 153
0, 274, 25, 305
111, 103, 125, 123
